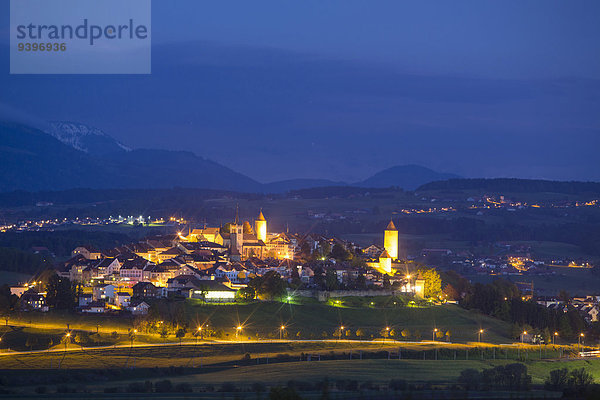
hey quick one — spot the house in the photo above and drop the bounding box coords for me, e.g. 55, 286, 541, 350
363, 244, 384, 259
93, 284, 115, 302
10, 285, 29, 297
128, 300, 150, 315
133, 281, 166, 299
19, 289, 48, 311
96, 257, 121, 276
72, 245, 102, 260
582, 305, 599, 322
157, 246, 185, 263
189, 280, 237, 302
81, 301, 106, 314
215, 263, 249, 284
119, 257, 151, 282
78, 294, 93, 307
187, 228, 224, 245
115, 292, 131, 308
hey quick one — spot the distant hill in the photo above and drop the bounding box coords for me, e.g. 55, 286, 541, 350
0, 121, 261, 192
0, 120, 115, 191
0, 119, 460, 193
263, 178, 347, 193
357, 165, 460, 190
47, 121, 131, 155
418, 178, 600, 194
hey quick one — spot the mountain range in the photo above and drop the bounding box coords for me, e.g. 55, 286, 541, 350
0, 120, 459, 193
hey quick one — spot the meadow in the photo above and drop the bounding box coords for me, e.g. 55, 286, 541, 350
4, 302, 515, 346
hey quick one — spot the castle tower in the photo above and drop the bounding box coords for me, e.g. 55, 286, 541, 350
384, 219, 398, 260
255, 209, 267, 242
379, 249, 392, 274
230, 204, 244, 255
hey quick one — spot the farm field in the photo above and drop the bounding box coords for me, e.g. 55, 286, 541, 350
0, 348, 597, 398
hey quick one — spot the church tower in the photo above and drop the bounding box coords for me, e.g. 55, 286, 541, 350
384, 218, 398, 260
230, 204, 244, 256
255, 209, 267, 242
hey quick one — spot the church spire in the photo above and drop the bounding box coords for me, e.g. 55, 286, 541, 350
234, 203, 239, 225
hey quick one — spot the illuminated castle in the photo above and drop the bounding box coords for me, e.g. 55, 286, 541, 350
366, 218, 399, 275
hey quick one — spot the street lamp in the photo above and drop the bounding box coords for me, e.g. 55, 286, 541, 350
339, 326, 345, 340
478, 329, 484, 343
433, 328, 438, 342
280, 325, 285, 340
236, 326, 242, 340
385, 326, 390, 342
553, 332, 558, 345
521, 331, 527, 344
579, 333, 584, 350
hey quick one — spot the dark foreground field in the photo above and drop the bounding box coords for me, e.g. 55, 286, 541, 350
0, 340, 598, 399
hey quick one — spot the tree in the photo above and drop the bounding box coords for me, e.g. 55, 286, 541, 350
236, 286, 256, 302
248, 271, 286, 300
269, 386, 302, 400
355, 328, 365, 340
421, 268, 442, 298
382, 275, 391, 290
545, 367, 594, 395
324, 269, 339, 291
354, 273, 367, 290
0, 285, 18, 314
331, 244, 351, 261
25, 336, 37, 351
45, 274, 76, 310
458, 369, 482, 390
175, 328, 186, 345
567, 368, 594, 393
319, 241, 331, 258
445, 330, 451, 342
414, 330, 421, 341
401, 329, 410, 339
545, 368, 570, 390
435, 330, 445, 340
442, 284, 459, 301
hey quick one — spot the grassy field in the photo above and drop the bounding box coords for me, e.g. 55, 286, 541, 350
1, 348, 598, 398
6, 302, 514, 345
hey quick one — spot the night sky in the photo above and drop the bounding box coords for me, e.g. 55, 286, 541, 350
1, 1, 599, 183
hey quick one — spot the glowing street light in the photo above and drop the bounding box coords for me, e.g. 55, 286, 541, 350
280, 325, 285, 340
433, 328, 438, 342
521, 331, 527, 344
578, 333, 584, 350
478, 329, 484, 343
236, 326, 242, 340
338, 326, 345, 340
553, 332, 558, 345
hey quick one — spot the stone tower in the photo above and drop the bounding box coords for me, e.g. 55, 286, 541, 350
384, 218, 398, 259
255, 209, 267, 242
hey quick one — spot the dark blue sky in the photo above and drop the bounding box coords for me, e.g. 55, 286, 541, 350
1, 1, 599, 182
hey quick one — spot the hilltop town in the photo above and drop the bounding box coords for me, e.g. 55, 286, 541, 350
11, 209, 430, 316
